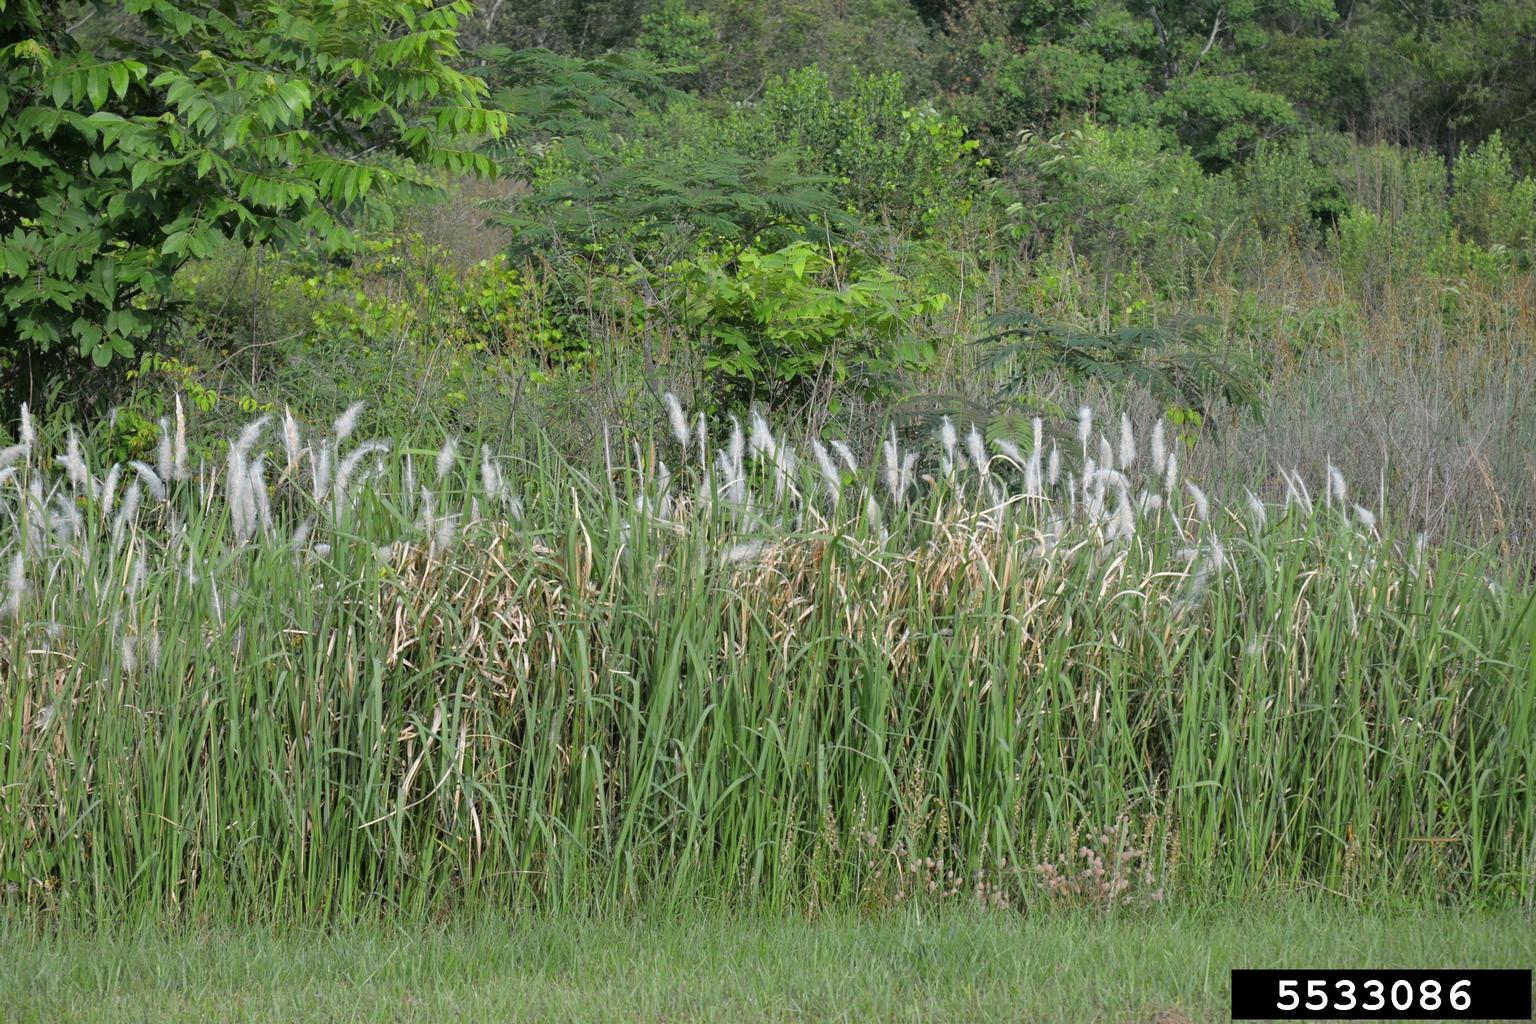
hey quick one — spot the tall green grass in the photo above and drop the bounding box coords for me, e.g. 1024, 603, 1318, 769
1, 402, 1532, 922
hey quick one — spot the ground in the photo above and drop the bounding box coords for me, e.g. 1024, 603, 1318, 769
4, 903, 1530, 1022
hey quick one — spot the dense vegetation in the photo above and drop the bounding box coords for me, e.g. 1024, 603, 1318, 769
2, 0, 1535, 938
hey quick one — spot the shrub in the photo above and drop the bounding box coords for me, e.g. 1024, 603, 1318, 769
1239, 136, 1348, 247
673, 240, 947, 411
1153, 72, 1298, 170
721, 66, 989, 232
1450, 132, 1536, 266
1011, 122, 1238, 290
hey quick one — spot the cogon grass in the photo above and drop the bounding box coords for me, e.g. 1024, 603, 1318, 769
0, 398, 1531, 924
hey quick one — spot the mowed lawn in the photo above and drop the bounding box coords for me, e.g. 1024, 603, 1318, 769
4, 903, 1531, 1023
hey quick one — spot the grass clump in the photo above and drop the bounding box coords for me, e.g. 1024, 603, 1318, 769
1, 398, 1532, 923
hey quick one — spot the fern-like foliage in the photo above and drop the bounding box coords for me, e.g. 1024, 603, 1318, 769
494, 150, 842, 258
483, 47, 678, 153
974, 312, 1261, 416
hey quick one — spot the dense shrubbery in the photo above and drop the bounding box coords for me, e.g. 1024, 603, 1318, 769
0, 0, 505, 408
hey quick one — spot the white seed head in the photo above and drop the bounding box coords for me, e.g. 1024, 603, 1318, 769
436, 437, 457, 481
278, 407, 300, 468
250, 455, 271, 535
1077, 406, 1092, 450
234, 415, 269, 459
1119, 413, 1135, 469
994, 438, 1025, 468
156, 418, 173, 482
830, 440, 857, 472
1185, 481, 1209, 522
811, 440, 841, 501
335, 441, 390, 504
1327, 463, 1347, 508
2, 552, 24, 621
99, 463, 122, 513
899, 452, 918, 502
173, 394, 189, 481
965, 424, 988, 477
1244, 488, 1266, 529
129, 461, 166, 502
748, 409, 776, 458
61, 430, 91, 493
312, 444, 332, 503
332, 402, 365, 446
663, 392, 690, 449
728, 416, 745, 469
433, 513, 458, 553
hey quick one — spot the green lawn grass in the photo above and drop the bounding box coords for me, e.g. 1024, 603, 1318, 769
4, 903, 1531, 1023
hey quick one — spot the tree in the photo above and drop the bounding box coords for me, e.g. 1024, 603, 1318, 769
0, 0, 507, 410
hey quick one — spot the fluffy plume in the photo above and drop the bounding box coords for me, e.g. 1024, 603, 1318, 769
1119, 413, 1135, 469
1327, 463, 1347, 508
61, 431, 91, 493
663, 392, 691, 449
1111, 487, 1136, 540
332, 402, 365, 446
480, 445, 506, 503
811, 440, 841, 501
1186, 481, 1210, 523
965, 424, 988, 478
129, 461, 166, 502
939, 417, 958, 461
436, 438, 457, 482
173, 393, 189, 481
157, 418, 173, 483
99, 464, 122, 513
227, 444, 252, 544
1244, 489, 1267, 530
1150, 420, 1167, 475
882, 432, 901, 503
282, 408, 303, 469
2, 552, 24, 621
748, 409, 776, 459
249, 456, 271, 535
234, 415, 268, 460
1077, 406, 1092, 452
336, 441, 390, 504
899, 452, 919, 503
728, 416, 745, 469
312, 444, 332, 503
994, 438, 1025, 468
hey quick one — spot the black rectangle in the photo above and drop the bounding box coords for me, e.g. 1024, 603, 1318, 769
1231, 969, 1532, 1020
